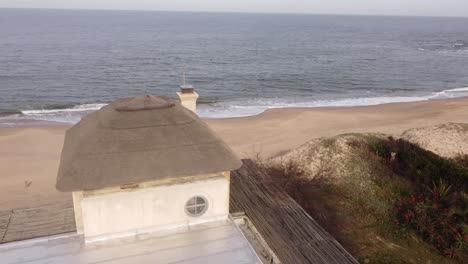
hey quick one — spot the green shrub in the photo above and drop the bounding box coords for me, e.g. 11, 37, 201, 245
453, 155, 468, 171
371, 139, 393, 161
372, 138, 468, 192
393, 181, 468, 258
371, 138, 468, 258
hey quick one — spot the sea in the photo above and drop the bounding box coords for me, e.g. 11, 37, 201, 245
1, 8, 468, 126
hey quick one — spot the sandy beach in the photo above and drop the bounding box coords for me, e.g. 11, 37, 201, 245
1, 97, 468, 211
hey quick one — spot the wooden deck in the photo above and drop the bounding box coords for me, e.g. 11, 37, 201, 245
0, 159, 356, 263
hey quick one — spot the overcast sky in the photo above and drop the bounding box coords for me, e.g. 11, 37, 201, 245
1, 0, 467, 17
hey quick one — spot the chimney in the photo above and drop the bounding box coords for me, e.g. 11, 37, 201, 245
177, 84, 199, 114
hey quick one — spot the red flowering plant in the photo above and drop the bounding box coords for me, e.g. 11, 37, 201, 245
393, 180, 468, 258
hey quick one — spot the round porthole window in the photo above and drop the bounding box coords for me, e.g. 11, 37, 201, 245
185, 196, 208, 217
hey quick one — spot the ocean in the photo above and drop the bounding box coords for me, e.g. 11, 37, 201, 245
1, 8, 468, 126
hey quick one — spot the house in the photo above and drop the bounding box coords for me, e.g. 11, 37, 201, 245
56, 89, 242, 242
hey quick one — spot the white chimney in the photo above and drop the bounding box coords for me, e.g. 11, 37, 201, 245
177, 84, 199, 114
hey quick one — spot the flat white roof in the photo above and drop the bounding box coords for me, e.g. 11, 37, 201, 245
0, 218, 260, 264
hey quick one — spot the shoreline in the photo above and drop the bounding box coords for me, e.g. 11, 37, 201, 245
219, 95, 468, 119
2, 95, 468, 127
1, 96, 468, 210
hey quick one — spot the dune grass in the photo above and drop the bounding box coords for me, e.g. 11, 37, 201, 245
256, 135, 467, 263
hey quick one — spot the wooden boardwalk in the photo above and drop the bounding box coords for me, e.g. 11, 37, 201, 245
0, 159, 356, 263
230, 159, 357, 264
0, 202, 75, 244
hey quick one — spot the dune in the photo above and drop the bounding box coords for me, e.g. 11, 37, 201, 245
401, 123, 468, 158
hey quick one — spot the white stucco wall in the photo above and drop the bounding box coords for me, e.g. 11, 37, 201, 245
80, 176, 230, 240
72, 191, 84, 234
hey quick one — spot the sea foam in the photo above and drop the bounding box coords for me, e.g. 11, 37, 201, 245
198, 87, 468, 118
1, 87, 467, 125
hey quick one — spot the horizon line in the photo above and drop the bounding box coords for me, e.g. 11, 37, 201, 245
1, 7, 467, 19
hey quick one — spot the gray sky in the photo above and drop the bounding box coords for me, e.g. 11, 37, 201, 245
1, 0, 467, 17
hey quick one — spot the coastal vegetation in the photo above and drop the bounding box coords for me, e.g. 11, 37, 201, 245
257, 132, 468, 263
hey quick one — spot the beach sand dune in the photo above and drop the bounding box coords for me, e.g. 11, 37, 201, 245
402, 123, 468, 158
1, 97, 468, 210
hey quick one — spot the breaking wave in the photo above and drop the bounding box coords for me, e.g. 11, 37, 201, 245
1, 87, 467, 125
0, 104, 107, 125
198, 87, 468, 118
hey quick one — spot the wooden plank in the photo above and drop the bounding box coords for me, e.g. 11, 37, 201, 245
0, 201, 74, 244
230, 159, 357, 264
0, 210, 12, 242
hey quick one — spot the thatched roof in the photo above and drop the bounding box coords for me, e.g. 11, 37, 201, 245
56, 95, 242, 192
